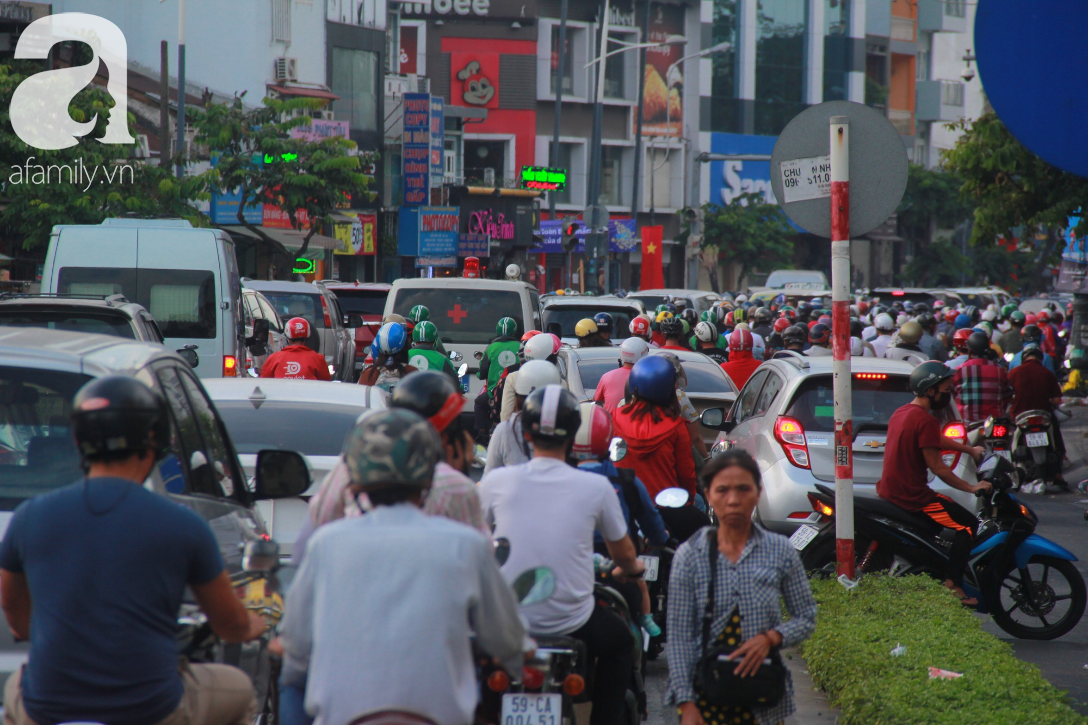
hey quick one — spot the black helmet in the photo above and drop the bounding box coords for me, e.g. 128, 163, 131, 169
680, 308, 698, 325
782, 325, 807, 346
521, 384, 581, 441
797, 302, 812, 318
71, 376, 170, 462
593, 312, 614, 333
966, 331, 990, 356
849, 319, 865, 338
344, 408, 441, 491
1021, 324, 1042, 344
913, 302, 929, 314
390, 371, 465, 433
659, 316, 684, 337
766, 332, 784, 350
808, 323, 831, 345
1022, 342, 1045, 361
910, 361, 955, 397
754, 307, 773, 324
916, 312, 935, 329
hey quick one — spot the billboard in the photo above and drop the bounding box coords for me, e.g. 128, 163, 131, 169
398, 206, 460, 258
640, 3, 685, 137
531, 219, 638, 253
707, 132, 777, 208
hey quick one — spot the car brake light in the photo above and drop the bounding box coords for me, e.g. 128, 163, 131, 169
774, 416, 810, 468
320, 296, 333, 327
223, 355, 238, 377
787, 511, 813, 519
891, 290, 905, 296
855, 373, 888, 380
992, 424, 1008, 438
941, 422, 965, 468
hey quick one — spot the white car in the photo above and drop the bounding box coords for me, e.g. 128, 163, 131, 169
202, 378, 387, 557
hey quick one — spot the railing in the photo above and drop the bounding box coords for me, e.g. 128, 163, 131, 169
888, 108, 914, 136
890, 15, 916, 42
941, 80, 964, 107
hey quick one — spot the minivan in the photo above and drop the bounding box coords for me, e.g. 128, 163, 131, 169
41, 219, 247, 378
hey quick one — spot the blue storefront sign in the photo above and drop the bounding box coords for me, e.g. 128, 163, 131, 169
531, 219, 638, 254
399, 206, 460, 263
209, 152, 263, 224
707, 133, 777, 209
430, 97, 445, 184
403, 93, 432, 206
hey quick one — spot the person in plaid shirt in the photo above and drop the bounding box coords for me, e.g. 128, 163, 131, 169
952, 331, 1012, 424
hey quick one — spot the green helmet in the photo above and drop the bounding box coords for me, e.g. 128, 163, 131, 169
343, 408, 441, 491
1001, 303, 1017, 318
497, 317, 518, 337
909, 361, 955, 397
412, 320, 438, 344
699, 310, 712, 322
655, 304, 669, 314
409, 305, 430, 324
733, 308, 747, 325
1010, 310, 1026, 324
680, 320, 691, 335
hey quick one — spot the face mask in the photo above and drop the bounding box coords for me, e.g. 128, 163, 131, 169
930, 391, 952, 410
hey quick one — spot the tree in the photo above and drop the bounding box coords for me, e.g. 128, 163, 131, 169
191, 95, 375, 259
0, 60, 208, 250
697, 192, 795, 292
897, 163, 971, 244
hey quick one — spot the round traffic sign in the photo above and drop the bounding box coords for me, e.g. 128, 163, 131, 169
584, 204, 610, 231
770, 101, 908, 238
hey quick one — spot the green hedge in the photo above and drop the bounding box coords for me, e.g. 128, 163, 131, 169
801, 576, 1086, 724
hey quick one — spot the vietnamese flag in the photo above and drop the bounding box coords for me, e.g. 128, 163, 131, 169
640, 226, 664, 290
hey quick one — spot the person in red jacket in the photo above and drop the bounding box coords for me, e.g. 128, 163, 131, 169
261, 317, 332, 381
611, 355, 708, 542
720, 328, 762, 389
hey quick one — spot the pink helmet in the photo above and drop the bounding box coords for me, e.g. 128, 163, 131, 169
1025, 313, 1038, 325
571, 402, 613, 461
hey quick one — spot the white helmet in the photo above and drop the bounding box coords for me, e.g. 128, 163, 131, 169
524, 333, 557, 361
896, 312, 909, 327
874, 313, 895, 331
694, 321, 717, 343
734, 294, 748, 304
849, 336, 864, 356
981, 309, 996, 322
735, 322, 751, 332
619, 336, 650, 364
514, 360, 561, 395
505, 263, 521, 280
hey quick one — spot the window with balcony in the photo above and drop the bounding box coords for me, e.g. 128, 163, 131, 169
942, 80, 964, 106
331, 47, 380, 132
551, 25, 576, 95
945, 0, 966, 18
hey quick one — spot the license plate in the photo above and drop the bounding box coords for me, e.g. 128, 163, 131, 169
460, 374, 470, 394
789, 524, 820, 551
1026, 432, 1049, 447
501, 693, 562, 725
639, 555, 659, 582
996, 449, 1011, 460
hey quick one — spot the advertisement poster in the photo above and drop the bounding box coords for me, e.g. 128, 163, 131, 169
398, 206, 460, 258
640, 3, 685, 137
289, 119, 350, 143
400, 25, 418, 74
531, 220, 638, 253
334, 212, 377, 255
263, 205, 312, 230
458, 233, 489, 257
450, 53, 500, 109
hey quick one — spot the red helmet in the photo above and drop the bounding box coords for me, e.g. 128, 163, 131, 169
857, 301, 869, 315
728, 328, 753, 352
286, 317, 311, 340
521, 330, 542, 342
773, 318, 790, 333
571, 401, 613, 461
818, 314, 831, 326
725, 311, 735, 327
1036, 309, 1050, 322
952, 328, 973, 353
1025, 313, 1038, 325
945, 309, 959, 323
629, 315, 651, 339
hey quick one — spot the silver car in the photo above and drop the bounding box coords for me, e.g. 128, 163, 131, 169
702, 354, 978, 535
241, 288, 287, 375
540, 296, 645, 345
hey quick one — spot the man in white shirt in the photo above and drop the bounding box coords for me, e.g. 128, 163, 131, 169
281, 409, 524, 725
479, 385, 644, 725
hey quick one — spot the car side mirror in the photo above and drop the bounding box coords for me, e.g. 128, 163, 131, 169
449, 351, 464, 363
346, 313, 364, 328
177, 345, 199, 369
700, 407, 735, 432
252, 318, 270, 341
242, 538, 280, 572
254, 449, 310, 499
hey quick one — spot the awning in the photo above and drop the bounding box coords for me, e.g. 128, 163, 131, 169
266, 84, 339, 101
219, 225, 340, 256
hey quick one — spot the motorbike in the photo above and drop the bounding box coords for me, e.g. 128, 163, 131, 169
975, 415, 1015, 462
795, 454, 1086, 640
1011, 409, 1063, 490
642, 487, 688, 660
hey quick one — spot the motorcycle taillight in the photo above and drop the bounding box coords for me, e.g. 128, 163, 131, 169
1027, 416, 1047, 427
992, 424, 1008, 438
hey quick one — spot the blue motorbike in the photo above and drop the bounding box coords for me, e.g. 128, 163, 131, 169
797, 454, 1086, 640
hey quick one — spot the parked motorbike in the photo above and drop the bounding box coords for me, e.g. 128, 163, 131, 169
795, 454, 1086, 640
1011, 409, 1063, 490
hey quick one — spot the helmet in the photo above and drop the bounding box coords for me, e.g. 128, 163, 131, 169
575, 318, 599, 338
571, 402, 613, 461
1001, 303, 1017, 318
724, 311, 735, 327
1021, 324, 1042, 344
629, 315, 652, 339
408, 305, 430, 324
910, 361, 955, 397
412, 320, 439, 344
933, 300, 945, 311
783, 325, 807, 346
663, 302, 678, 315
522, 385, 581, 441
818, 314, 831, 326
728, 328, 754, 352
797, 302, 812, 318
808, 323, 831, 345
734, 294, 748, 304
514, 359, 562, 396
71, 376, 169, 461
521, 329, 542, 342
964, 305, 979, 322
375, 322, 408, 355
913, 302, 929, 314
916, 313, 935, 329
1009, 310, 1026, 325
383, 313, 408, 326
780, 305, 797, 321
899, 320, 923, 345
620, 336, 650, 364
735, 322, 751, 332
628, 355, 677, 405
857, 301, 869, 315
680, 308, 699, 325
1025, 313, 1038, 326
733, 308, 747, 325
694, 321, 717, 343
390, 371, 464, 432
285, 317, 311, 340
755, 308, 773, 324
497, 317, 518, 338
1036, 309, 1050, 322
654, 303, 669, 315
524, 333, 557, 361
874, 313, 895, 332
954, 314, 972, 330
773, 318, 791, 333
966, 331, 990, 356
659, 316, 684, 337
945, 309, 959, 324
593, 312, 614, 333
1052, 311, 1064, 323
766, 332, 784, 351
1022, 342, 1045, 360
902, 300, 915, 314
952, 328, 972, 352
344, 409, 441, 491
981, 309, 996, 322
896, 313, 910, 328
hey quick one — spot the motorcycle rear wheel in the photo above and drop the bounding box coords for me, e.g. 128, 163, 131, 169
989, 556, 1087, 640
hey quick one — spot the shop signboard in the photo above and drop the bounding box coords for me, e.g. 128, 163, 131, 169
333, 212, 377, 256
459, 233, 490, 257
399, 206, 460, 258
209, 152, 263, 225
430, 97, 445, 183
531, 219, 638, 253
639, 2, 686, 138
289, 119, 350, 143
403, 93, 432, 206
707, 132, 777, 208
400, 0, 538, 21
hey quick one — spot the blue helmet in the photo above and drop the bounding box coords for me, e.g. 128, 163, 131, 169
593, 312, 614, 333
376, 322, 408, 355
954, 314, 972, 330
628, 355, 676, 406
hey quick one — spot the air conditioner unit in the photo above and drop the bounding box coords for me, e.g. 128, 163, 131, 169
274, 57, 299, 82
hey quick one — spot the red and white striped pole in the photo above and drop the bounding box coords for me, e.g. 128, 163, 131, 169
830, 116, 855, 579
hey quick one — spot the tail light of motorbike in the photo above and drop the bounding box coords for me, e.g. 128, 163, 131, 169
806, 492, 834, 518
992, 424, 1008, 438
774, 416, 810, 469
522, 666, 545, 691
563, 674, 585, 696
486, 670, 510, 693
1026, 416, 1047, 428
941, 422, 966, 468
320, 296, 333, 328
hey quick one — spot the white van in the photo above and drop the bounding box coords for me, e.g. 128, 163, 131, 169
41, 219, 246, 378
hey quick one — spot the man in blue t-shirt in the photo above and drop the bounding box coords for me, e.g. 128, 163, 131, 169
0, 376, 266, 725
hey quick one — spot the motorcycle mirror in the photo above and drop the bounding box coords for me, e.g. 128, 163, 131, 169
609, 438, 627, 462
1004, 352, 1014, 363
457, 363, 468, 377
493, 537, 510, 566
512, 567, 556, 606
246, 367, 260, 378
474, 351, 484, 360
449, 351, 464, 363
655, 487, 690, 508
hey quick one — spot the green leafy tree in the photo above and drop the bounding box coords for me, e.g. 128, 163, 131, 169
697, 192, 794, 292
897, 163, 972, 243
191, 95, 375, 259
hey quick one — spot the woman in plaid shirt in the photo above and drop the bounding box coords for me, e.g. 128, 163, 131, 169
666, 450, 817, 725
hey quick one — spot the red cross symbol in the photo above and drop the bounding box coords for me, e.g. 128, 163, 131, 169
448, 304, 468, 324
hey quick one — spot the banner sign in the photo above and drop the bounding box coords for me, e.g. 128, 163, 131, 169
639, 3, 686, 137
531, 219, 638, 253
289, 119, 350, 143
403, 93, 432, 205
333, 212, 377, 255
399, 206, 459, 257
458, 233, 490, 257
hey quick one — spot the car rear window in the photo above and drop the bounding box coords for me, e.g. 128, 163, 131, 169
958, 292, 994, 308
330, 289, 388, 316
257, 292, 327, 330
577, 358, 621, 390
215, 401, 362, 457
0, 367, 89, 508
392, 288, 524, 345
57, 267, 217, 339
0, 309, 136, 338
543, 306, 637, 340
682, 361, 738, 394
785, 374, 913, 433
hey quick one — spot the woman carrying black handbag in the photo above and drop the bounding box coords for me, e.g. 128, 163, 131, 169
664, 450, 817, 725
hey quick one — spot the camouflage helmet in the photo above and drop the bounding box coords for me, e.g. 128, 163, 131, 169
343, 408, 441, 491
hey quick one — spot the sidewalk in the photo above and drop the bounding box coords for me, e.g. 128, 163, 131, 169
783, 648, 838, 725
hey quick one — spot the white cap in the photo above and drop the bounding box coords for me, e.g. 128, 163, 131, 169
514, 360, 561, 395
875, 313, 895, 331
619, 336, 650, 364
